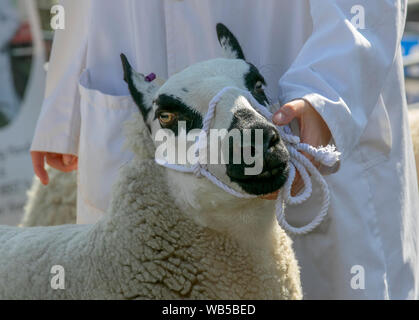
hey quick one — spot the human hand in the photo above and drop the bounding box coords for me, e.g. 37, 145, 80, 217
261, 99, 331, 200
31, 151, 78, 185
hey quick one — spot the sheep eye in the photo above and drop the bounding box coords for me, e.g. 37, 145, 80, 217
254, 81, 264, 92
158, 112, 176, 126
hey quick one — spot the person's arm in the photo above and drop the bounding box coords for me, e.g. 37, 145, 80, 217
31, 0, 90, 184
276, 0, 406, 162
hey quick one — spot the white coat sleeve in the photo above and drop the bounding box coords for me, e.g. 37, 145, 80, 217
30, 0, 90, 156
278, 0, 407, 160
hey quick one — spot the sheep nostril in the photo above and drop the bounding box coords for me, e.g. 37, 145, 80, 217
263, 144, 289, 173
267, 129, 280, 151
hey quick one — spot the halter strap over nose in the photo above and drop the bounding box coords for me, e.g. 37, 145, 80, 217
155, 86, 340, 235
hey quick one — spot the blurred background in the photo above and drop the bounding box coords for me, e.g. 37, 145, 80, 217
0, 0, 55, 225
404, 0, 419, 108
0, 0, 418, 226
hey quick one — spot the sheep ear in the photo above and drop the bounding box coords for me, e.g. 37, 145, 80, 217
120, 54, 164, 124
216, 23, 245, 60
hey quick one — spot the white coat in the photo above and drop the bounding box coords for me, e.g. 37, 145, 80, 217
31, 0, 419, 299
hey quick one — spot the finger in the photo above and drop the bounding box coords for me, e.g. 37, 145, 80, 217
63, 154, 77, 166
291, 174, 304, 197
300, 150, 315, 163
31, 152, 49, 185
46, 154, 77, 172
72, 157, 78, 169
272, 100, 305, 126
319, 161, 340, 175
67, 163, 78, 171
299, 150, 321, 170
62, 160, 78, 171
48, 152, 61, 158
290, 158, 322, 197
300, 149, 322, 171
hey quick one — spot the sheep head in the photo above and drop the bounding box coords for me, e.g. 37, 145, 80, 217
121, 24, 290, 222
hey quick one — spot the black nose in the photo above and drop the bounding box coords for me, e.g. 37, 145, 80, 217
224, 109, 290, 195
263, 128, 288, 172
266, 128, 280, 150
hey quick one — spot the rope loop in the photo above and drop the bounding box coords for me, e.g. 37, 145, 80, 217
155, 86, 340, 235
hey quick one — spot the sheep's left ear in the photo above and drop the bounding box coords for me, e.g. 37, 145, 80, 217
216, 23, 245, 60
120, 54, 164, 124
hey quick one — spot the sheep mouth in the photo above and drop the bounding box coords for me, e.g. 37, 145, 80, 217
227, 163, 290, 196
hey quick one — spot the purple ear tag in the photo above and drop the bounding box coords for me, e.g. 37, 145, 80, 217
145, 73, 156, 82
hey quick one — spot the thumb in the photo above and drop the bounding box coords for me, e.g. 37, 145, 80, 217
272, 100, 304, 126
62, 154, 76, 166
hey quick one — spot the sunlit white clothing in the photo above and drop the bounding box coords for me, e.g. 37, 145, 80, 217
31, 0, 419, 299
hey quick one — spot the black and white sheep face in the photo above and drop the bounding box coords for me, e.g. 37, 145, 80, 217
121, 24, 289, 198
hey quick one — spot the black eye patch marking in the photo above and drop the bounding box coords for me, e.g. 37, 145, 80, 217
154, 94, 203, 135
244, 62, 269, 106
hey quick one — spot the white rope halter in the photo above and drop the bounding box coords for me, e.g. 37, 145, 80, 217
156, 86, 340, 235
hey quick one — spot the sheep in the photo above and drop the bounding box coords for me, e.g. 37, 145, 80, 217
409, 108, 419, 186
0, 24, 302, 299
20, 167, 77, 227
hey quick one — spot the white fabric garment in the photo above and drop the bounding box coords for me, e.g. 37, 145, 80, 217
31, 0, 419, 299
